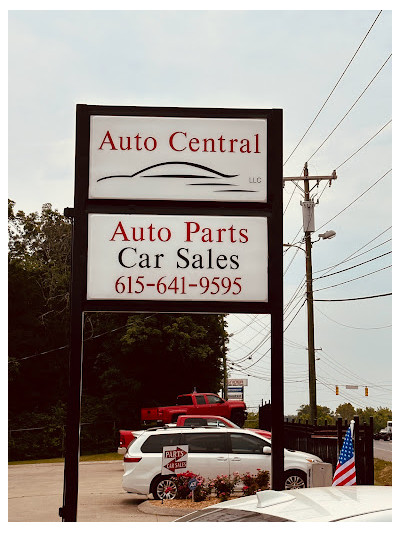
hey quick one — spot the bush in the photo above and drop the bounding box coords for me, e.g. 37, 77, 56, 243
208, 472, 240, 501
173, 471, 211, 502
240, 469, 270, 496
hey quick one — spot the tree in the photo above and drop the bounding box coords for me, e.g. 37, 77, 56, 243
94, 313, 227, 427
8, 201, 72, 415
295, 404, 335, 425
9, 200, 228, 456
335, 403, 356, 421
355, 406, 392, 432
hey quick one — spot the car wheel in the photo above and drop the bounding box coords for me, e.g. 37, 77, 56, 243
151, 476, 178, 500
284, 470, 307, 490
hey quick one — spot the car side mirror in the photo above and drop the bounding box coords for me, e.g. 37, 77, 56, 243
263, 446, 271, 455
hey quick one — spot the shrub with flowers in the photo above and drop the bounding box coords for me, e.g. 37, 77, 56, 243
173, 471, 211, 502
240, 469, 270, 496
208, 472, 241, 501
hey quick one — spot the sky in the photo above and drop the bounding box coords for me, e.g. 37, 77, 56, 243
8, 5, 393, 418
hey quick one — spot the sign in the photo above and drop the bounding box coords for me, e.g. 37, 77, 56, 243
89, 115, 267, 203
61, 105, 283, 521
228, 379, 248, 386
87, 214, 268, 302
162, 445, 189, 475
188, 477, 198, 491
227, 385, 244, 400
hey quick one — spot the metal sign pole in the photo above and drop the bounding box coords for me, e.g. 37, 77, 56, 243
59, 106, 90, 521
269, 109, 284, 491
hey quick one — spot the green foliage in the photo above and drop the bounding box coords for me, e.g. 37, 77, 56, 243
335, 402, 356, 421
241, 469, 270, 496
8, 200, 227, 459
174, 472, 211, 502
244, 411, 259, 428
355, 406, 392, 432
295, 404, 336, 425
208, 473, 240, 501
289, 404, 392, 432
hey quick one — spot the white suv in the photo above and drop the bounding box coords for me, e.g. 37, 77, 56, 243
122, 426, 322, 499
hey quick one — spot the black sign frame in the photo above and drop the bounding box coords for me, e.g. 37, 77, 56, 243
60, 105, 283, 521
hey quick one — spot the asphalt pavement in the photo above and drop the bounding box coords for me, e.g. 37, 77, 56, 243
9, 443, 392, 522
373, 440, 392, 462
8, 460, 176, 522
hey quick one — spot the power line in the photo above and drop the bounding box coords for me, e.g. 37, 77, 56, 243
335, 119, 392, 171
9, 314, 158, 364
313, 230, 391, 274
234, 300, 306, 372
283, 10, 383, 166
307, 53, 392, 162
315, 306, 391, 330
313, 264, 391, 292
313, 251, 391, 280
315, 118, 392, 203
315, 169, 391, 232
314, 292, 391, 302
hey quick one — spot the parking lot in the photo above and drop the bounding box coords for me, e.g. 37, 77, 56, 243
9, 441, 392, 522
8, 460, 175, 522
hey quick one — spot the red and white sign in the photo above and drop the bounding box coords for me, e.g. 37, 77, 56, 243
88, 115, 267, 202
87, 214, 268, 302
162, 445, 189, 475
228, 379, 248, 386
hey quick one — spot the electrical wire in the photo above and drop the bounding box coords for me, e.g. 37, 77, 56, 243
313, 232, 391, 275
313, 251, 391, 280
314, 293, 391, 302
314, 306, 391, 330
315, 119, 392, 203
283, 10, 383, 166
9, 314, 158, 364
307, 53, 392, 162
315, 169, 391, 232
335, 119, 392, 171
313, 264, 391, 292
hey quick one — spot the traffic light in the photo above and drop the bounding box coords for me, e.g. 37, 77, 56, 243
336, 386, 339, 395
365, 387, 368, 397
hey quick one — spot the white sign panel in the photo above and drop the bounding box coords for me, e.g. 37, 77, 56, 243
227, 386, 244, 400
89, 115, 267, 202
162, 445, 189, 475
87, 214, 268, 302
228, 379, 248, 386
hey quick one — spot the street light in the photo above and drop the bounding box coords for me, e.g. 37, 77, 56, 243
283, 229, 336, 424
318, 230, 336, 240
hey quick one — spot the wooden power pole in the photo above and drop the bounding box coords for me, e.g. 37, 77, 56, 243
283, 164, 337, 424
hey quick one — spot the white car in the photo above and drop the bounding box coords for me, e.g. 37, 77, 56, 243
122, 426, 322, 499
175, 486, 392, 522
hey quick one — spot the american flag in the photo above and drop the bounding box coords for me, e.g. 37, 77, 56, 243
332, 426, 356, 486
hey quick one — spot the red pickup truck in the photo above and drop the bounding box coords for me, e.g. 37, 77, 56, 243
141, 392, 247, 427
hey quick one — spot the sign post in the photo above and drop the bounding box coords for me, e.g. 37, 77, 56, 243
60, 105, 283, 521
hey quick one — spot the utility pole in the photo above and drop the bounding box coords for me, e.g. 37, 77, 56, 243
222, 347, 228, 399
303, 163, 317, 423
283, 164, 337, 424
